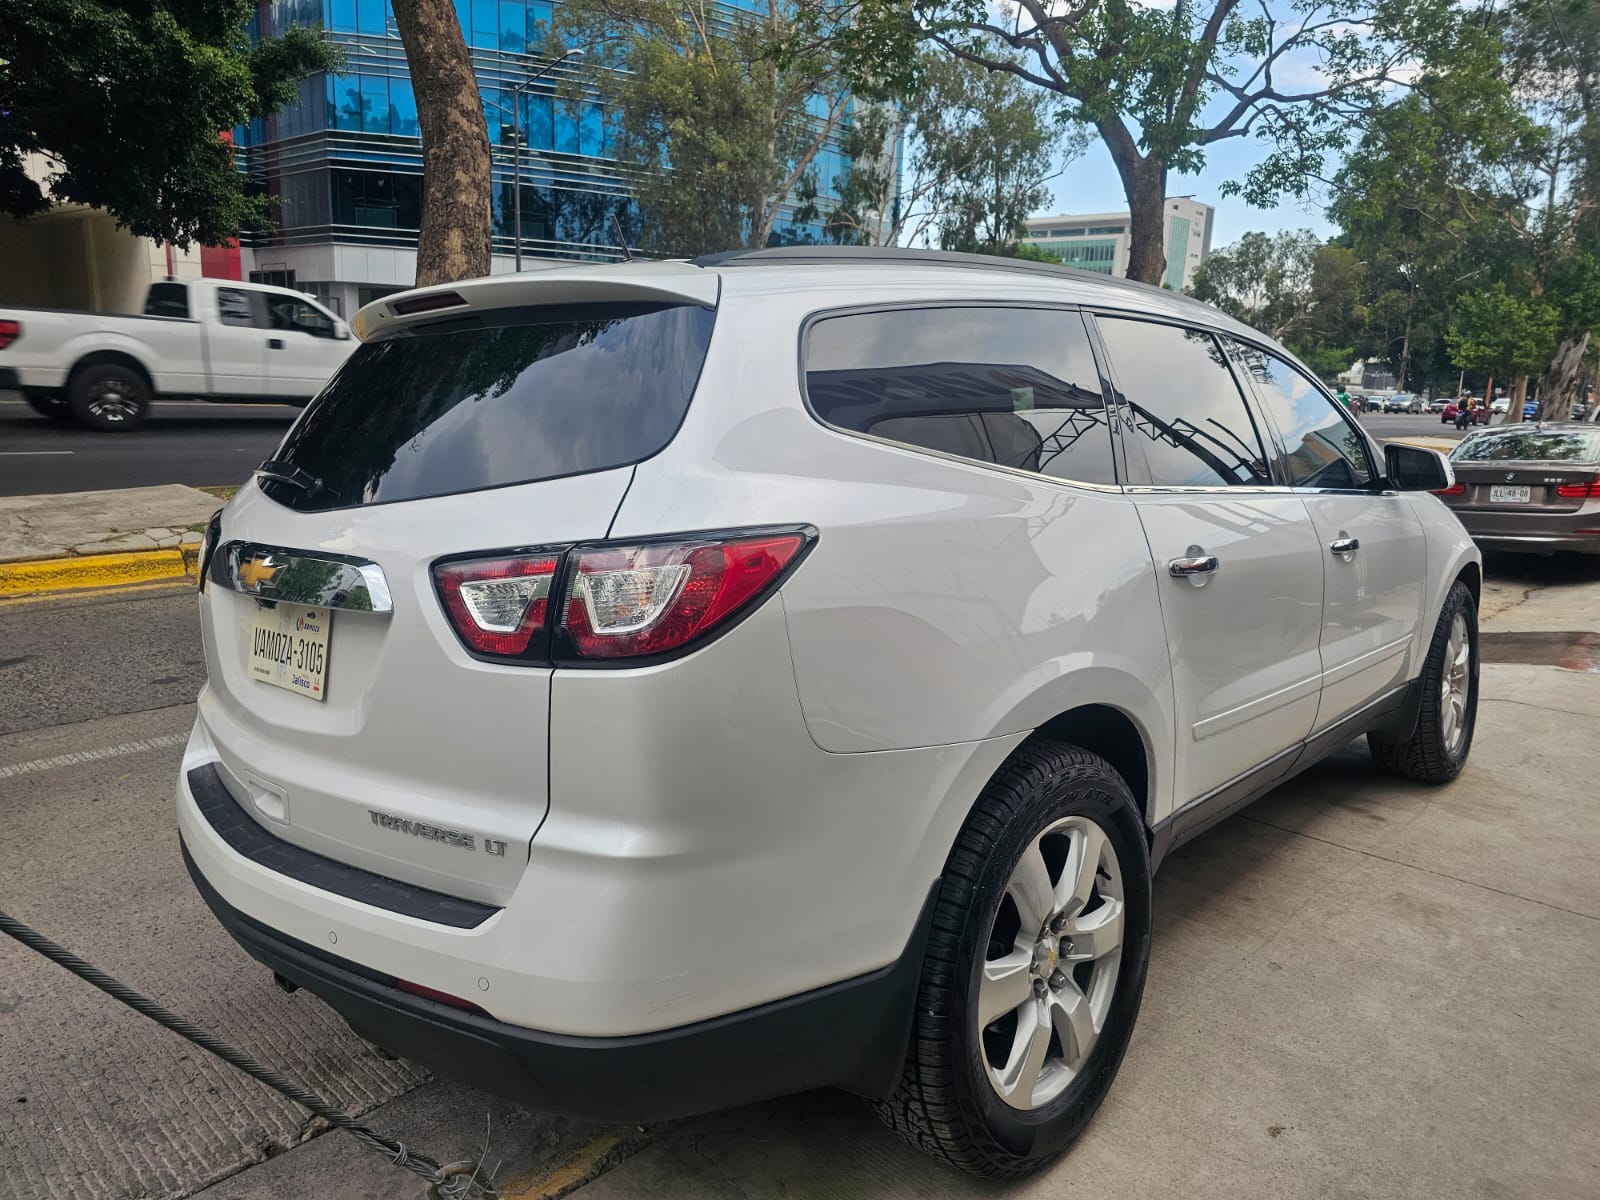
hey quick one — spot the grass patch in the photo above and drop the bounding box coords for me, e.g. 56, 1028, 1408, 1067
198, 485, 239, 500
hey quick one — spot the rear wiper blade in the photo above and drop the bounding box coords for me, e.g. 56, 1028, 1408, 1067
255, 459, 324, 497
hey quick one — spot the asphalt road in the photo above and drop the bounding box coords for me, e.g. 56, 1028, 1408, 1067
0, 396, 296, 497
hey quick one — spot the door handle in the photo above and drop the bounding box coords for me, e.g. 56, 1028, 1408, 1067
268, 338, 285, 350
1329, 536, 1360, 559
1168, 554, 1220, 585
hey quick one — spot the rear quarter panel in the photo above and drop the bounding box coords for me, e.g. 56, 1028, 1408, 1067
610, 277, 1177, 818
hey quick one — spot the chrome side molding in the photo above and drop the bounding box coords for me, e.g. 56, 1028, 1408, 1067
211, 542, 393, 613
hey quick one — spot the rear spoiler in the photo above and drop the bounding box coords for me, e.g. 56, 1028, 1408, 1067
353, 262, 719, 341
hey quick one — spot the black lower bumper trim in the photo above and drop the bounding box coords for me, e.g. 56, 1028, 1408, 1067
184, 841, 937, 1123
188, 763, 498, 929
0, 368, 20, 390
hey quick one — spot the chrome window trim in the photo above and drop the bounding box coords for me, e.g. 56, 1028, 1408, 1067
211, 541, 394, 613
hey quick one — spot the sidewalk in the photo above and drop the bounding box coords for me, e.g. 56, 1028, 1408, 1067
0, 485, 224, 595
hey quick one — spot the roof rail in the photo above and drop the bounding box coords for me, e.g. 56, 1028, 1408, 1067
690, 245, 1173, 295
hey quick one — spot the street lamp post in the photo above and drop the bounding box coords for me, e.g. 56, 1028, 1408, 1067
509, 48, 581, 271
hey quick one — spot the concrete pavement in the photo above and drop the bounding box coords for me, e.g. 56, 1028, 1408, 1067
562, 564, 1600, 1200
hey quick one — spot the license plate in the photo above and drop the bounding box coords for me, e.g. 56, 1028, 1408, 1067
1490, 485, 1531, 504
247, 604, 330, 701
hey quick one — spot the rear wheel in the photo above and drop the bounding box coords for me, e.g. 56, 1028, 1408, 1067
22, 391, 70, 422
874, 740, 1152, 1178
1370, 580, 1477, 782
68, 363, 150, 431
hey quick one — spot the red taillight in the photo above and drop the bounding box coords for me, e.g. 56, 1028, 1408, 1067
395, 979, 489, 1014
559, 531, 810, 660
434, 553, 560, 658
1432, 482, 1466, 496
0, 319, 19, 350
1556, 477, 1600, 498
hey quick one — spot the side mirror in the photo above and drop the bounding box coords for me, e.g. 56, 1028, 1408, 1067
333, 321, 351, 341
1385, 443, 1454, 491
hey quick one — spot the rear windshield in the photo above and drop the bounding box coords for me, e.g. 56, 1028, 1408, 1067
1451, 429, 1600, 463
260, 301, 716, 512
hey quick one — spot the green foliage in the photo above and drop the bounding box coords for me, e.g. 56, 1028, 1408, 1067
1006, 242, 1066, 264
792, 0, 1470, 281
557, 0, 849, 256
1445, 283, 1559, 379
0, 2, 337, 245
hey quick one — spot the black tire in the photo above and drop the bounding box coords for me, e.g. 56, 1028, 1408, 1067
67, 362, 151, 431
874, 740, 1152, 1178
1369, 579, 1478, 782
22, 391, 70, 422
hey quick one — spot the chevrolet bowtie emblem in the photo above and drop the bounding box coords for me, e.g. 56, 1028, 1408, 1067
238, 556, 281, 589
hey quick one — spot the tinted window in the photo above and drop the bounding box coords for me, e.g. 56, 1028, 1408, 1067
262, 302, 715, 512
216, 288, 258, 328
1451, 429, 1600, 462
269, 296, 336, 339
805, 307, 1116, 485
1230, 341, 1372, 489
1096, 318, 1269, 487
144, 283, 189, 319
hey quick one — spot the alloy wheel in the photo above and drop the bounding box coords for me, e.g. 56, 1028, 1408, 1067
978, 815, 1125, 1110
87, 380, 140, 423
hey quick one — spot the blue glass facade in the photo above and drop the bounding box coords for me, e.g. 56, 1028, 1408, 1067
238, 0, 865, 313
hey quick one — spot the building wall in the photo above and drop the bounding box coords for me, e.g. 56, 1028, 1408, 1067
1023, 197, 1215, 290
241, 0, 870, 314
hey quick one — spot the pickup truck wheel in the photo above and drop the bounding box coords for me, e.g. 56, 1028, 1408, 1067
874, 740, 1152, 1178
1369, 580, 1478, 782
68, 364, 150, 431
23, 391, 70, 422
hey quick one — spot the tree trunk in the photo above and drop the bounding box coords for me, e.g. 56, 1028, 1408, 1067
1509, 374, 1528, 424
1537, 331, 1591, 423
1396, 308, 1412, 393
391, 0, 491, 286
1099, 118, 1167, 285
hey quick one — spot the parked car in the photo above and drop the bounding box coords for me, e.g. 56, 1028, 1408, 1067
1491, 398, 1509, 414
1428, 397, 1448, 413
1523, 399, 1540, 420
0, 278, 354, 430
178, 249, 1481, 1179
1574, 401, 1590, 421
1385, 392, 1424, 413
1443, 400, 1491, 426
1439, 424, 1600, 554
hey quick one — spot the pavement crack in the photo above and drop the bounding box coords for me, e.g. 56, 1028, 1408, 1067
1243, 815, 1600, 923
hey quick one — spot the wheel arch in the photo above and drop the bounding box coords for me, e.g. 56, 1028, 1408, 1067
1023, 704, 1153, 827
67, 349, 155, 394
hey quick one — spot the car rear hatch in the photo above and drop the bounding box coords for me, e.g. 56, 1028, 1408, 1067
1445, 429, 1600, 516
196, 267, 719, 906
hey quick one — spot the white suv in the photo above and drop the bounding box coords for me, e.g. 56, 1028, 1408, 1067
179, 249, 1480, 1178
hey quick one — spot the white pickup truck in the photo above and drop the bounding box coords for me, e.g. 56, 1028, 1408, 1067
0, 278, 356, 431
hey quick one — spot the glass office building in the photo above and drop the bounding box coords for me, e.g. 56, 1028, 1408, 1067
1022, 198, 1215, 290
238, 0, 867, 316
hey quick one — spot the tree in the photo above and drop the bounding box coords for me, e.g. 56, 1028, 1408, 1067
823, 46, 1080, 252
0, 1, 335, 246
802, 0, 1466, 284
391, 0, 492, 285
1445, 283, 1559, 416
557, 0, 851, 257
1188, 230, 1363, 378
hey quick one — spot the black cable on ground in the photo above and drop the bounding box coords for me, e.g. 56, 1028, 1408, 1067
0, 908, 493, 1197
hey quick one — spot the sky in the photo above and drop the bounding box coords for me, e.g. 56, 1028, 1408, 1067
1036, 132, 1338, 248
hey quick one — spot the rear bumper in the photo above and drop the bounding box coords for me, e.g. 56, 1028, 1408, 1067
184, 840, 935, 1122
0, 367, 19, 390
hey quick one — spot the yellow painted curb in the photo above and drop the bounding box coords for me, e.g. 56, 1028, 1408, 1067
0, 546, 200, 597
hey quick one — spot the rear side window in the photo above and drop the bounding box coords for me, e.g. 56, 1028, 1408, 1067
1095, 317, 1270, 487
804, 306, 1116, 485
216, 287, 259, 328
144, 283, 190, 319
1229, 341, 1373, 489
1452, 430, 1600, 462
260, 301, 716, 512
